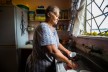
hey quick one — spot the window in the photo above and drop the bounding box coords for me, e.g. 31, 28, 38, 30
85, 0, 108, 36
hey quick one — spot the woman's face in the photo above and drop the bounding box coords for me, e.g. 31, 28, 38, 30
49, 10, 60, 25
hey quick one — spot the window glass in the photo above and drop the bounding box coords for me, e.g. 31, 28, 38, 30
85, 0, 108, 35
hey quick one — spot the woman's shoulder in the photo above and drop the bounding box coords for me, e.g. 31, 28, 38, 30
37, 22, 49, 29
40, 22, 48, 26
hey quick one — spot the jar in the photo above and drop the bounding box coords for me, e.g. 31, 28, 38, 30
28, 11, 35, 21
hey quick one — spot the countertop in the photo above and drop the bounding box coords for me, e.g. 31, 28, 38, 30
18, 44, 33, 49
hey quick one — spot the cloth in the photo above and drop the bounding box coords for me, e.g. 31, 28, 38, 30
25, 22, 66, 72
56, 62, 67, 72
72, 0, 86, 36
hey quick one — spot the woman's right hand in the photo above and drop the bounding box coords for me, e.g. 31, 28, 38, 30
66, 60, 78, 70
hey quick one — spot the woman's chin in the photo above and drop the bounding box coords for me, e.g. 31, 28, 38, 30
55, 22, 58, 24
55, 23, 58, 25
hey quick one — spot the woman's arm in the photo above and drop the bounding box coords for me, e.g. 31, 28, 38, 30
58, 43, 71, 56
45, 44, 76, 68
46, 44, 69, 62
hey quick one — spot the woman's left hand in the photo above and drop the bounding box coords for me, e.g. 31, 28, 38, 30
66, 51, 77, 58
66, 50, 71, 57
66, 60, 79, 70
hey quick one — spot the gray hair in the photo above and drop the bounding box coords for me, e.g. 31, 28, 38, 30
45, 5, 60, 18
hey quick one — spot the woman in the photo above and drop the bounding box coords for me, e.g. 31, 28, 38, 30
26, 5, 77, 72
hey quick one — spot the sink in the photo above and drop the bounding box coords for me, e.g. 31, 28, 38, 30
67, 69, 77, 72
67, 69, 91, 72
65, 53, 106, 72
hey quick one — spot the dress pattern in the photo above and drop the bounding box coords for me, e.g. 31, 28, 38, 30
26, 22, 59, 72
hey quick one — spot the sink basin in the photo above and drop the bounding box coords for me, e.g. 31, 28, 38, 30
67, 69, 91, 72
67, 69, 77, 72
65, 53, 105, 72
79, 70, 91, 72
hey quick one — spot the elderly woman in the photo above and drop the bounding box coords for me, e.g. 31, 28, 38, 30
26, 5, 77, 72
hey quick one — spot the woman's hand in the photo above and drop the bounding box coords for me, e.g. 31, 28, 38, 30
66, 50, 71, 57
66, 60, 78, 70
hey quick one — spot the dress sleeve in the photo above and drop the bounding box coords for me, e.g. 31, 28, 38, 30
40, 24, 56, 46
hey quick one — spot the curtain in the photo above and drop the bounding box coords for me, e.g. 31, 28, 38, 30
72, 0, 86, 37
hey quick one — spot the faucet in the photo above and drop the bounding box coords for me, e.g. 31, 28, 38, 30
90, 45, 103, 54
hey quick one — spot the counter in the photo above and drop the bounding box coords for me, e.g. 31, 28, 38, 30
18, 44, 33, 49
17, 45, 32, 72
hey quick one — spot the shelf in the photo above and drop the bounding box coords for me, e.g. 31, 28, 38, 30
59, 19, 70, 21
29, 19, 70, 22
57, 30, 68, 32
29, 20, 44, 22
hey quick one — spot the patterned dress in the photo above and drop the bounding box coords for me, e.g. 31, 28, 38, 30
26, 22, 60, 72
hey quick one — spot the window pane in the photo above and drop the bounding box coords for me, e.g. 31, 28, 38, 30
95, 15, 105, 26
95, 0, 103, 7
99, 17, 108, 32
92, 2, 102, 17
101, 0, 108, 12
87, 8, 91, 20
86, 20, 92, 33
85, 0, 108, 34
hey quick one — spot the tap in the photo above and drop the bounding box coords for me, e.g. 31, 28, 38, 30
90, 45, 103, 54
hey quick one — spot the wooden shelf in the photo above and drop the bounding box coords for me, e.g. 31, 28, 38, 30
29, 20, 44, 22
59, 19, 70, 21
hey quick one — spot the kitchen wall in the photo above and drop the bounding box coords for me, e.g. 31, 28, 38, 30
72, 36, 108, 71
72, 36, 108, 62
12, 0, 71, 40
12, 0, 71, 11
